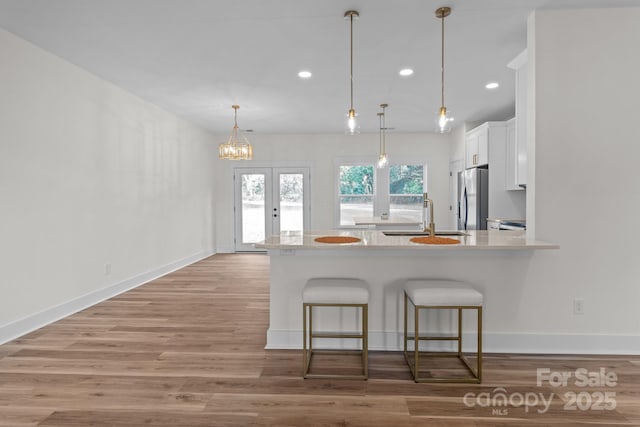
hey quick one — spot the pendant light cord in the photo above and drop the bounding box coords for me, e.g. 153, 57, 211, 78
350, 13, 354, 111
441, 12, 445, 108
378, 112, 383, 152
381, 106, 386, 153
234, 106, 238, 130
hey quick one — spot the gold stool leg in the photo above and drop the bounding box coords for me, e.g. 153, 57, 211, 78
303, 303, 308, 377
477, 306, 483, 382
413, 301, 420, 382
403, 292, 408, 355
363, 304, 368, 379
457, 307, 463, 357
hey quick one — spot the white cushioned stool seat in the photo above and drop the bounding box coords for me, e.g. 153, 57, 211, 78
302, 278, 369, 380
404, 280, 483, 307
303, 278, 369, 304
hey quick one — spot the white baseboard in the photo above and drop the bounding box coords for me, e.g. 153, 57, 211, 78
266, 329, 640, 355
216, 245, 235, 254
485, 332, 640, 355
0, 249, 215, 345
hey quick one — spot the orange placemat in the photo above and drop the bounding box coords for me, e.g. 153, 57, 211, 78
314, 236, 361, 244
410, 236, 460, 245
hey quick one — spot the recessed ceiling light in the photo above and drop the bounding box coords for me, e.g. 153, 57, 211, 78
399, 68, 414, 77
298, 70, 312, 79
485, 82, 499, 89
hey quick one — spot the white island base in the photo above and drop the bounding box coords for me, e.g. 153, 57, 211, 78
257, 230, 558, 353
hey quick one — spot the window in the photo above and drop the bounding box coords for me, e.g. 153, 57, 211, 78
338, 165, 374, 226
389, 164, 424, 222
336, 160, 425, 227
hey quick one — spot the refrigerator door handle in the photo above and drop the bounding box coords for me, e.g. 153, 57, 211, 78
462, 187, 468, 230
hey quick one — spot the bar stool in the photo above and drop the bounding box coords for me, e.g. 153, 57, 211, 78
403, 279, 483, 383
302, 278, 369, 380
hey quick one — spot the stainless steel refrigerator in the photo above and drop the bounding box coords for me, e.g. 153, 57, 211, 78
458, 168, 489, 230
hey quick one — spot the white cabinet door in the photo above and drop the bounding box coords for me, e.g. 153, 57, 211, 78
482, 121, 525, 220
508, 49, 528, 187
465, 125, 489, 168
465, 131, 478, 168
505, 118, 522, 190
516, 62, 528, 186
477, 128, 489, 166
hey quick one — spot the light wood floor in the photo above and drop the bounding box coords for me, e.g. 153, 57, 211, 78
1, 254, 638, 426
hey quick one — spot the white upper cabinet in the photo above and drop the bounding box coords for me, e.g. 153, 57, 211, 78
507, 49, 528, 187
505, 117, 522, 190
465, 124, 489, 168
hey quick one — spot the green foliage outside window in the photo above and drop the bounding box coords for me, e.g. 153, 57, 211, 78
339, 165, 374, 195
390, 165, 423, 195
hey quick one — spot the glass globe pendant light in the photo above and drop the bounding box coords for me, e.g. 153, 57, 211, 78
344, 10, 360, 135
377, 104, 389, 169
435, 6, 453, 134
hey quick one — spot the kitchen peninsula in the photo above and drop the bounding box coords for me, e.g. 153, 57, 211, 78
256, 230, 557, 352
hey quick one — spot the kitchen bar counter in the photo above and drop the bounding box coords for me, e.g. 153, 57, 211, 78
255, 229, 557, 251
258, 230, 558, 352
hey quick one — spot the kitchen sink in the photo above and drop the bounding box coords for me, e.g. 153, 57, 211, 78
382, 231, 470, 237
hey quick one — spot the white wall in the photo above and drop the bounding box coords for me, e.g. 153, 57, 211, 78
510, 8, 640, 350
0, 29, 216, 342
449, 124, 466, 163
214, 132, 452, 252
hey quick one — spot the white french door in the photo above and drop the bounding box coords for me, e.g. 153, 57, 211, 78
233, 167, 310, 252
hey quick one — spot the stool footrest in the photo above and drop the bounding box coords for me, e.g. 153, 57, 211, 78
307, 349, 364, 356
311, 333, 364, 339
406, 335, 460, 341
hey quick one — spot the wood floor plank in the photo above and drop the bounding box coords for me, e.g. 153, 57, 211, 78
0, 253, 638, 426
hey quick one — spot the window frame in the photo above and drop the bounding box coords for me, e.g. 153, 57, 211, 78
334, 156, 427, 228
334, 157, 377, 228
388, 162, 426, 222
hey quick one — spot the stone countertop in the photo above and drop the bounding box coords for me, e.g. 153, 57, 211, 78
255, 229, 558, 250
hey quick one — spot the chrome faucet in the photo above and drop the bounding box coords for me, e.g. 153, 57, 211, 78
422, 192, 435, 237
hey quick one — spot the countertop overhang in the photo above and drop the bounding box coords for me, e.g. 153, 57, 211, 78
255, 229, 558, 251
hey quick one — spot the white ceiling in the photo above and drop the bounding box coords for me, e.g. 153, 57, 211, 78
0, 0, 636, 134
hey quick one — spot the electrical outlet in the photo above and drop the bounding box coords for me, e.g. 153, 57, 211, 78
104, 263, 111, 276
573, 298, 584, 315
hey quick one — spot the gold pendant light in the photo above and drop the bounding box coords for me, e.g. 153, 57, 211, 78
377, 103, 388, 169
344, 10, 360, 135
218, 105, 253, 160
435, 6, 453, 134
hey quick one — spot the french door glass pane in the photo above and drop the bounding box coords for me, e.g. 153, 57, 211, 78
389, 164, 424, 221
241, 174, 265, 243
279, 173, 304, 233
